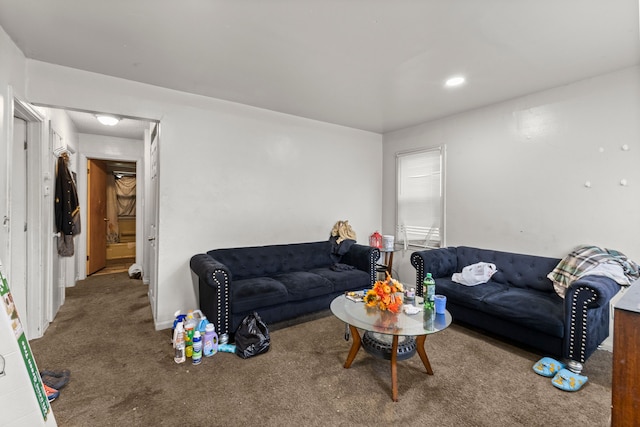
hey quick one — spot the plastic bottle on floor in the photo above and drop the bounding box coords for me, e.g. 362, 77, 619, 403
173, 322, 186, 364
192, 331, 203, 365
203, 323, 218, 357
184, 312, 196, 358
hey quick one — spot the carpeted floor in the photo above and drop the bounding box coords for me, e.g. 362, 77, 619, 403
91, 258, 136, 276
29, 273, 613, 426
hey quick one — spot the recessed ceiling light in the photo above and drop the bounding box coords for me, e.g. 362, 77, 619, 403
444, 76, 466, 88
96, 114, 120, 126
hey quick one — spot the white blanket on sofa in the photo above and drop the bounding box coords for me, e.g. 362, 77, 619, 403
452, 262, 498, 286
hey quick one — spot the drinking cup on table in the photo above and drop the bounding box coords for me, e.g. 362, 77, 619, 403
434, 294, 447, 314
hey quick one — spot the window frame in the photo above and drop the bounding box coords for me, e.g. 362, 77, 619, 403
395, 146, 446, 250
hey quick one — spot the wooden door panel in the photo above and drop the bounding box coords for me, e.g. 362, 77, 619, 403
87, 159, 107, 275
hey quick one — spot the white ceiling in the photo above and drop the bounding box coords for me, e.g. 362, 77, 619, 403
1, 1, 638, 135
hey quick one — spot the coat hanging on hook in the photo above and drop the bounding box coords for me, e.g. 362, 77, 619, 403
55, 154, 81, 256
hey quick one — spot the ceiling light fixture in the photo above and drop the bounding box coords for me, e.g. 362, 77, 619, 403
96, 114, 120, 126
444, 76, 466, 88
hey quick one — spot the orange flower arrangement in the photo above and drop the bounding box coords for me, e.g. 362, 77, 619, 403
364, 273, 405, 313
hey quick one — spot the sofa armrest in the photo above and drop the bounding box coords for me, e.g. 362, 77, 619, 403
563, 275, 621, 364
340, 244, 380, 286
411, 247, 457, 296
190, 254, 232, 339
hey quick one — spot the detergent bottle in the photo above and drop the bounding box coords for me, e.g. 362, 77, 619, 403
203, 323, 219, 357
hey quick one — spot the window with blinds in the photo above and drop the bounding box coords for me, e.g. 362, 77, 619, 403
396, 147, 444, 250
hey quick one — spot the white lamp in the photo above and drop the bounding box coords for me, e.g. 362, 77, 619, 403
96, 114, 120, 126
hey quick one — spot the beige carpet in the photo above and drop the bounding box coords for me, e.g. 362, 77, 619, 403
29, 273, 613, 426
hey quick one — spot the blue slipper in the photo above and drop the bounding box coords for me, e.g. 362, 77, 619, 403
551, 368, 588, 391
533, 357, 565, 377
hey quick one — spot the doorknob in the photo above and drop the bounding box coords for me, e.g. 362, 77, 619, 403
104, 218, 108, 221
148, 237, 156, 241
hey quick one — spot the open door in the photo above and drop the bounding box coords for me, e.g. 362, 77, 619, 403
87, 159, 107, 275
146, 123, 160, 318
10, 117, 28, 329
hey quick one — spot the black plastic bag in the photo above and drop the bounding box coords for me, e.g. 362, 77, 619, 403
235, 312, 270, 359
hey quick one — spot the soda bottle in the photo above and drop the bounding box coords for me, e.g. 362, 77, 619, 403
423, 273, 436, 310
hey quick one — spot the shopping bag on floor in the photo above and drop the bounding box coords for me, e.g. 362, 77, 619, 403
235, 312, 270, 359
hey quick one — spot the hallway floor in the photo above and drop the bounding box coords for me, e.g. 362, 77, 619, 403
92, 257, 135, 276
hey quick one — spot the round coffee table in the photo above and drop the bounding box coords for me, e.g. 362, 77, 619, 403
330, 294, 452, 402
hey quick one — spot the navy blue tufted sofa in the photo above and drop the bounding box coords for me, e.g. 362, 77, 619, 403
191, 241, 379, 342
411, 246, 620, 372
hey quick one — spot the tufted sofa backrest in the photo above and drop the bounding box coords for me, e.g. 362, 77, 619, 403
207, 241, 334, 281
456, 246, 560, 293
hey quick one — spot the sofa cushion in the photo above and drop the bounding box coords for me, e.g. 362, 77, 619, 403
208, 241, 334, 281
310, 267, 372, 292
456, 246, 559, 293
231, 277, 288, 313
434, 278, 510, 311
481, 287, 565, 337
273, 272, 333, 302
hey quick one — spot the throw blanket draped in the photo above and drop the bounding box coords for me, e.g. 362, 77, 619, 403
548, 245, 640, 297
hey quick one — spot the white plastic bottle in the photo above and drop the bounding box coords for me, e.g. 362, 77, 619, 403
173, 322, 186, 364
192, 330, 203, 365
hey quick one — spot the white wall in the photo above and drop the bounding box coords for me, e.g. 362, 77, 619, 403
0, 17, 27, 295
0, 27, 57, 427
383, 66, 640, 285
45, 108, 80, 311
25, 60, 383, 329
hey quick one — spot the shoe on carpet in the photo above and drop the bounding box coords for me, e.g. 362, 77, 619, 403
43, 384, 59, 402
40, 369, 71, 390
533, 357, 565, 377
551, 368, 588, 392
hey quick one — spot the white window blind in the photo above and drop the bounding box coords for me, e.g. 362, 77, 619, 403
396, 147, 444, 250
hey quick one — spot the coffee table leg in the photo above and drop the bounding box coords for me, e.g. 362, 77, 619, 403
416, 335, 434, 375
344, 325, 362, 368
391, 335, 399, 402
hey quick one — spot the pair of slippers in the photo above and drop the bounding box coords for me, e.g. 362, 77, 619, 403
533, 357, 588, 391
40, 369, 70, 401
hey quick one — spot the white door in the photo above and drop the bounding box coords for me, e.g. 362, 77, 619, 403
10, 117, 28, 332
146, 123, 160, 318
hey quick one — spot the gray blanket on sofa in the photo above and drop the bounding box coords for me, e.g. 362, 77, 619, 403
547, 245, 640, 297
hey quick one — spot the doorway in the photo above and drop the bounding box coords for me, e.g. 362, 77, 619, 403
10, 96, 47, 339
29, 105, 159, 329
88, 159, 138, 276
